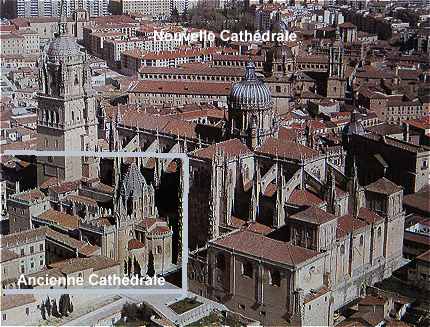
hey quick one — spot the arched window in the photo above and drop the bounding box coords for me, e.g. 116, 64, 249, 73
270, 270, 281, 287
340, 244, 345, 255
242, 261, 253, 278
377, 226, 382, 237
216, 253, 225, 270
360, 235, 364, 246
71, 111, 75, 121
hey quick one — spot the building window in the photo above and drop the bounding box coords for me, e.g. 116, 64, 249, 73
40, 244, 43, 251
242, 262, 253, 278
157, 245, 162, 254
20, 248, 24, 256
270, 270, 281, 287
25, 308, 29, 315
340, 244, 345, 255
238, 304, 245, 310
216, 253, 225, 270
359, 235, 364, 246
30, 246, 34, 254
2, 314, 6, 321
377, 227, 382, 237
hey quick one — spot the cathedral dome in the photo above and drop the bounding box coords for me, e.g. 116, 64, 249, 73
46, 35, 81, 61
121, 163, 146, 198
229, 61, 272, 110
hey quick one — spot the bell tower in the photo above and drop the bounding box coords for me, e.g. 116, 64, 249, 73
37, 0, 98, 185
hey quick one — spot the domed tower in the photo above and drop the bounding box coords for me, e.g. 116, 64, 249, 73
37, 0, 98, 185
227, 61, 278, 149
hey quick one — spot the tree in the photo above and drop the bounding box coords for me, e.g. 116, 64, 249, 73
51, 299, 59, 318
45, 297, 51, 317
68, 299, 74, 313
147, 251, 155, 277
41, 302, 46, 320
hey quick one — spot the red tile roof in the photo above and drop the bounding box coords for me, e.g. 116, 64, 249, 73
365, 177, 402, 195
0, 295, 36, 311
211, 229, 319, 267
290, 206, 337, 225
13, 189, 45, 202
191, 138, 252, 161
128, 239, 145, 250
287, 189, 324, 207
357, 207, 384, 224
256, 137, 319, 161
229, 216, 274, 235
50, 180, 81, 194
336, 215, 368, 239
129, 80, 231, 96
37, 209, 79, 230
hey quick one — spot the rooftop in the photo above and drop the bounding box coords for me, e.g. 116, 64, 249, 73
211, 229, 319, 267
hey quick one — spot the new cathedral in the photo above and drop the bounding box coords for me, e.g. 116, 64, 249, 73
6, 12, 406, 326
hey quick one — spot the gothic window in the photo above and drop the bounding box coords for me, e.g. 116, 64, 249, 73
244, 166, 249, 180
55, 112, 59, 123
71, 111, 75, 121
157, 245, 162, 254
216, 253, 225, 270
340, 244, 345, 255
360, 235, 364, 246
242, 261, 253, 278
377, 226, 382, 237
270, 270, 281, 287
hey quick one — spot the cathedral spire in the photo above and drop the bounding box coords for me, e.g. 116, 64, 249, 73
57, 0, 68, 37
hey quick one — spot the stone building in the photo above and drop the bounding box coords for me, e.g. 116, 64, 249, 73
36, 11, 99, 184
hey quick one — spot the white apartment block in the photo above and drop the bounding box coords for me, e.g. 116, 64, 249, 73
15, 0, 108, 17
121, 0, 196, 19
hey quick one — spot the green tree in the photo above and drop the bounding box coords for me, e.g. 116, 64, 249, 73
147, 251, 155, 277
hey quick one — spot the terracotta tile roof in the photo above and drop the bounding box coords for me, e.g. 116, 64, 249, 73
37, 209, 80, 230
128, 238, 145, 250
64, 194, 98, 207
129, 80, 231, 96
0, 226, 48, 248
365, 177, 402, 195
304, 286, 330, 304
44, 227, 100, 256
152, 225, 171, 234
139, 62, 244, 77
39, 177, 58, 189
404, 115, 430, 131
0, 248, 19, 262
191, 138, 252, 161
287, 189, 324, 207
49, 255, 119, 274
13, 189, 45, 203
336, 215, 367, 239
403, 190, 430, 214
357, 207, 384, 224
211, 229, 319, 267
290, 206, 337, 225
416, 249, 430, 263
256, 137, 319, 161
50, 180, 81, 194
92, 182, 114, 194
0, 295, 36, 311
403, 231, 430, 246
230, 216, 274, 235
364, 133, 429, 153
